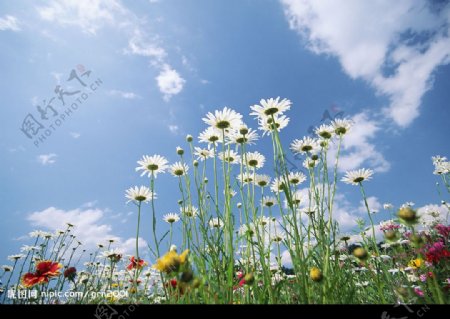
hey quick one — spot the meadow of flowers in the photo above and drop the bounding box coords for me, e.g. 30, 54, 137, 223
1, 97, 449, 304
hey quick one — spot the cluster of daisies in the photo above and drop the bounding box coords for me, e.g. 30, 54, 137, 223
124, 97, 381, 229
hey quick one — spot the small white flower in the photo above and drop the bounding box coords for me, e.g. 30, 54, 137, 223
261, 196, 277, 207
170, 162, 189, 176
383, 203, 393, 210
135, 155, 169, 178
180, 206, 198, 218
218, 150, 240, 164
288, 171, 306, 185
125, 186, 154, 203
257, 114, 290, 136
332, 118, 353, 136
250, 97, 291, 119
1, 265, 13, 272
227, 126, 259, 145
290, 137, 320, 155
341, 168, 374, 185
243, 151, 265, 170
198, 127, 223, 144
7, 254, 25, 261
203, 107, 243, 130
209, 218, 224, 229
314, 124, 335, 139
194, 146, 214, 161
163, 213, 180, 224
254, 174, 271, 187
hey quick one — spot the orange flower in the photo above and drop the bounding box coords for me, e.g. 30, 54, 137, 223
21, 260, 62, 288
127, 256, 147, 270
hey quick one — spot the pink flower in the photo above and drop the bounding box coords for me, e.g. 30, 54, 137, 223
414, 287, 424, 297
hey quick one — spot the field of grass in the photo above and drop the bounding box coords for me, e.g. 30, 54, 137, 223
1, 98, 449, 304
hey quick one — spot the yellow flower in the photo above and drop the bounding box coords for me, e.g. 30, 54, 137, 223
310, 267, 323, 282
408, 258, 423, 269
153, 249, 189, 274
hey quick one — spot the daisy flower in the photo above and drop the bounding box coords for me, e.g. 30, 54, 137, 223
170, 162, 189, 177
163, 213, 180, 224
250, 97, 291, 119
8, 254, 25, 262
227, 126, 259, 145
288, 171, 306, 185
209, 218, 224, 229
198, 127, 223, 144
218, 150, 240, 164
314, 124, 335, 139
2, 265, 13, 272
303, 158, 317, 169
261, 196, 277, 207
432, 155, 450, 175
136, 155, 169, 178
341, 168, 374, 185
125, 186, 154, 203
254, 174, 271, 187
239, 224, 255, 237
180, 206, 199, 217
256, 216, 271, 227
243, 151, 265, 170
290, 136, 320, 155
270, 177, 287, 193
332, 118, 353, 136
237, 172, 254, 185
194, 146, 214, 161
203, 107, 243, 130
258, 114, 290, 136
29, 230, 46, 238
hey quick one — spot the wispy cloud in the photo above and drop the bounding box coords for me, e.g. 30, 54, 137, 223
37, 153, 57, 165
36, 0, 186, 101
0, 15, 20, 31
156, 64, 186, 101
328, 112, 390, 173
36, 0, 121, 35
108, 89, 140, 100
70, 132, 81, 139
357, 196, 382, 214
281, 0, 450, 127
168, 124, 179, 134
27, 205, 147, 255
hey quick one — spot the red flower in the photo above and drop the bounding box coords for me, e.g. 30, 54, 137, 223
126, 256, 146, 270
170, 279, 178, 288
425, 241, 450, 264
63, 267, 77, 281
22, 261, 62, 288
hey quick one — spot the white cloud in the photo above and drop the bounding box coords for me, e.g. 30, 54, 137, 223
168, 124, 179, 134
37, 153, 57, 165
119, 237, 148, 256
358, 196, 382, 214
27, 206, 119, 248
26, 205, 148, 256
328, 112, 390, 172
281, 250, 293, 268
70, 132, 81, 139
36, 0, 121, 35
281, 0, 450, 127
124, 29, 166, 62
108, 89, 140, 100
156, 64, 186, 101
0, 15, 20, 31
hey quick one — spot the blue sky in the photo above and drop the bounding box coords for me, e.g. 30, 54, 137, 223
1, 0, 449, 264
